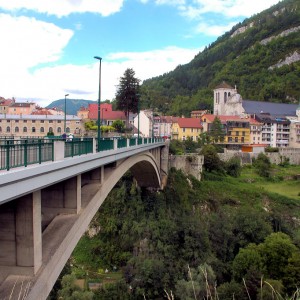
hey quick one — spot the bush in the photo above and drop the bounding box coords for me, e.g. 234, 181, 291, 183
225, 157, 242, 177
253, 153, 272, 178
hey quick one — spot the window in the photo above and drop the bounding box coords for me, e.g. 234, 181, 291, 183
23, 127, 27, 133
15, 120, 19, 123
32, 127, 36, 133
32, 120, 36, 123
40, 127, 44, 133
183, 128, 186, 132
242, 131, 245, 136
58, 120, 61, 123
6, 120, 10, 123
241, 137, 244, 143
41, 120, 44, 123
15, 127, 19, 133
6, 126, 10, 133
23, 120, 27, 123
49, 120, 53, 123
236, 131, 239, 136
57, 127, 62, 133
235, 137, 238, 143
49, 127, 54, 133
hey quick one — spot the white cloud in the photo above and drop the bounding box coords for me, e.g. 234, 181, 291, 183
195, 21, 237, 36
177, 0, 281, 19
0, 12, 201, 107
0, 0, 124, 17
0, 14, 73, 70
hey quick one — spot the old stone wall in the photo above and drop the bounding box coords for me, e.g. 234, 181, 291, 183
169, 154, 204, 180
218, 148, 300, 165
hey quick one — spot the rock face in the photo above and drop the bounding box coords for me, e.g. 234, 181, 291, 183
231, 22, 254, 38
260, 25, 300, 45
269, 51, 300, 70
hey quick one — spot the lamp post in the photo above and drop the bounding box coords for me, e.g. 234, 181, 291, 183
94, 56, 102, 147
137, 93, 140, 142
64, 93, 69, 133
101, 107, 107, 126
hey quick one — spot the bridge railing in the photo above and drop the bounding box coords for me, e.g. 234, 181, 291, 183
0, 137, 165, 171
65, 138, 94, 158
0, 139, 54, 171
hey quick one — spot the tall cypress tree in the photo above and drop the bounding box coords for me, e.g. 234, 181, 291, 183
115, 68, 140, 127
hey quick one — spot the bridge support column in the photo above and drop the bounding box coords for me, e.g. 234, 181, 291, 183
16, 191, 42, 273
41, 175, 82, 228
0, 191, 42, 278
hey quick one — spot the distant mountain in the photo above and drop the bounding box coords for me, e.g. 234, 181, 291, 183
141, 0, 300, 117
46, 99, 96, 115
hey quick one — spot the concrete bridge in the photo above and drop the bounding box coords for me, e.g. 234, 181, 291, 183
0, 138, 169, 299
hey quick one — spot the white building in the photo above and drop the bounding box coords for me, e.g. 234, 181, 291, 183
133, 110, 153, 137
153, 116, 178, 138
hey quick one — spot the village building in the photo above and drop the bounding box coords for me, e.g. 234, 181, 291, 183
0, 114, 84, 138
171, 118, 203, 141
153, 116, 178, 138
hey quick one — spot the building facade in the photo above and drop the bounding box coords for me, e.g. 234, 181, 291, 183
171, 118, 203, 141
0, 114, 84, 138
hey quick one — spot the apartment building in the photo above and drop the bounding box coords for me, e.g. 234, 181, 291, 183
0, 114, 84, 138
171, 118, 203, 141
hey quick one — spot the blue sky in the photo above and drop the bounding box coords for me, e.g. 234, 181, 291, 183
0, 0, 280, 107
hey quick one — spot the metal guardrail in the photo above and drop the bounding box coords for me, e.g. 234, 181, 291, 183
97, 139, 114, 152
0, 140, 54, 171
117, 138, 127, 149
65, 138, 94, 158
0, 137, 165, 171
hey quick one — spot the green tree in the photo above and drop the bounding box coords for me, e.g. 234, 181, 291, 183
259, 232, 298, 280
253, 153, 272, 178
225, 156, 242, 177
217, 281, 246, 300
175, 264, 216, 300
115, 68, 140, 127
282, 251, 300, 296
209, 116, 225, 143
232, 244, 265, 281
112, 119, 125, 133
200, 144, 224, 173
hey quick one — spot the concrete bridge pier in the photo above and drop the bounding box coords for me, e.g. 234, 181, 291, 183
0, 191, 42, 281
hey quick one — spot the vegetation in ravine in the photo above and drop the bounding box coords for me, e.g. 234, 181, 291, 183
50, 149, 300, 299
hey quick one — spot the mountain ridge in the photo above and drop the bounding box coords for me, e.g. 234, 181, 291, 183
141, 0, 300, 116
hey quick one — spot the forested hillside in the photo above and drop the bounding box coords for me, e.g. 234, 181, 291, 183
50, 161, 300, 299
141, 0, 300, 117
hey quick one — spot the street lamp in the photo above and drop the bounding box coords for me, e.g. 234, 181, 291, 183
94, 56, 102, 147
137, 94, 140, 142
101, 107, 107, 126
64, 93, 69, 133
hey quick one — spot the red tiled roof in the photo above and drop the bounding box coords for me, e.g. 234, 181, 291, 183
89, 110, 125, 120
201, 114, 249, 123
88, 103, 113, 113
177, 118, 203, 128
154, 116, 179, 123
31, 110, 53, 115
215, 81, 234, 89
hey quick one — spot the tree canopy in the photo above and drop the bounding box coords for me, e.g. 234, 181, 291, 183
115, 68, 140, 126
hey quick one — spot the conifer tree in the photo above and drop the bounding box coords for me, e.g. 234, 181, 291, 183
115, 68, 140, 127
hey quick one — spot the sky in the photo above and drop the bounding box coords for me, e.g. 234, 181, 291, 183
0, 0, 281, 107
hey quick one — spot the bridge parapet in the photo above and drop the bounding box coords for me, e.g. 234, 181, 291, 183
0, 138, 168, 299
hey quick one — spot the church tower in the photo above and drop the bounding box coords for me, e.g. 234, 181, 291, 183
213, 82, 236, 115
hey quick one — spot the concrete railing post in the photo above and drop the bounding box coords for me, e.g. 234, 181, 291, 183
53, 141, 65, 161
